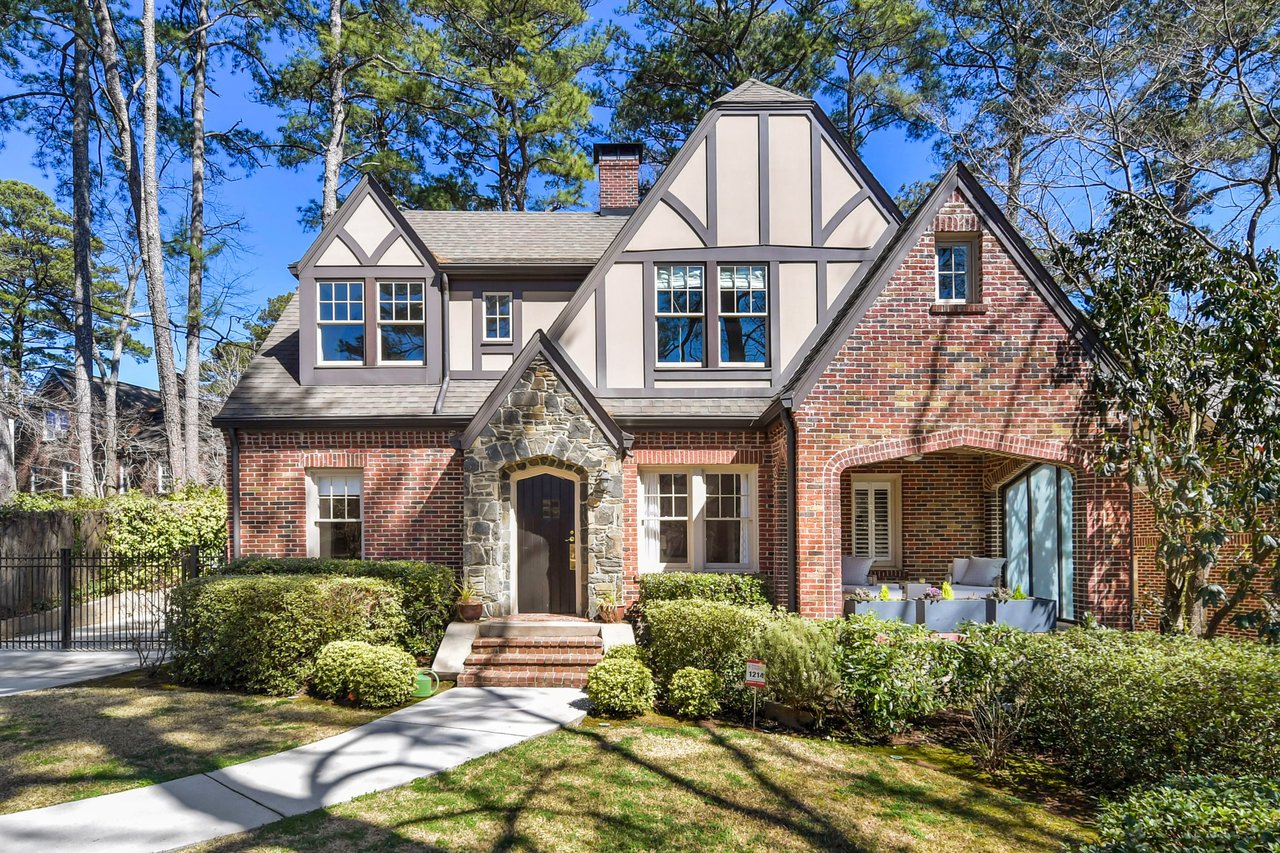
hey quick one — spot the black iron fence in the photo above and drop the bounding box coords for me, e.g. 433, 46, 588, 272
0, 547, 200, 650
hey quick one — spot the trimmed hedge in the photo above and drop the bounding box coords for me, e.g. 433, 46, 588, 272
601, 644, 642, 663
586, 658, 655, 718
1015, 629, 1280, 790
313, 640, 417, 708
224, 557, 456, 657
637, 572, 769, 606
641, 598, 774, 712
169, 574, 408, 695
1080, 775, 1280, 852
666, 667, 720, 719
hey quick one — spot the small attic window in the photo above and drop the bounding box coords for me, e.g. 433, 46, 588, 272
935, 238, 978, 303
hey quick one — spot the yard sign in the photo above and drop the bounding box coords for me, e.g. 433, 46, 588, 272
745, 659, 767, 689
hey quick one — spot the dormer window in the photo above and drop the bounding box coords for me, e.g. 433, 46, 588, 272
318, 281, 365, 363
483, 293, 513, 342
935, 239, 977, 303
378, 281, 425, 363
656, 264, 705, 365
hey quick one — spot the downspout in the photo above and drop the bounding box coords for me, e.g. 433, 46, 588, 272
433, 271, 450, 414
782, 399, 799, 613
228, 427, 240, 560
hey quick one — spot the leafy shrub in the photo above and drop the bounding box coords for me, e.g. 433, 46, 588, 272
224, 557, 456, 657
1079, 775, 1280, 853
955, 623, 1035, 770
755, 615, 841, 727
169, 574, 408, 695
637, 572, 769, 606
831, 614, 962, 737
602, 644, 642, 662
640, 599, 774, 712
1017, 629, 1280, 790
313, 640, 416, 708
586, 658, 655, 718
666, 667, 721, 719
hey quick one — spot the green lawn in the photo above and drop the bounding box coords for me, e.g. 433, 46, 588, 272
192, 716, 1092, 853
0, 669, 400, 814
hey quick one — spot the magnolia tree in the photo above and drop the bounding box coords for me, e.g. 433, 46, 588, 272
1059, 198, 1280, 639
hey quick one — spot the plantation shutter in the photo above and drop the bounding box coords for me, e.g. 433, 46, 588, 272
850, 481, 895, 566
641, 471, 662, 568
738, 473, 753, 560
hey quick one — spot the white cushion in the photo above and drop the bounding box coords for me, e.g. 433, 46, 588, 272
841, 555, 874, 586
965, 556, 1005, 586
951, 558, 971, 583
952, 584, 996, 599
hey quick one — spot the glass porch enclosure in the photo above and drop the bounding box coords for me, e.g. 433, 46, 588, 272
1003, 464, 1075, 620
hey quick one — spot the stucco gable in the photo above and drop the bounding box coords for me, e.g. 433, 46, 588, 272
293, 177, 437, 274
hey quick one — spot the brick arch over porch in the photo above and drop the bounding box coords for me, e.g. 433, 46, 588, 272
799, 428, 1085, 619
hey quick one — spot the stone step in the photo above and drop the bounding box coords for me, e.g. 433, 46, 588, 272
464, 651, 602, 668
469, 636, 603, 651
478, 619, 602, 639
457, 668, 590, 689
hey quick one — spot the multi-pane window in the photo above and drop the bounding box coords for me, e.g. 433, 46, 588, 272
318, 281, 365, 363
378, 281, 425, 363
935, 243, 971, 302
1004, 464, 1075, 619
313, 473, 362, 559
156, 463, 171, 495
656, 265, 705, 365
43, 409, 69, 441
718, 265, 768, 365
850, 479, 897, 567
484, 293, 513, 342
640, 469, 754, 570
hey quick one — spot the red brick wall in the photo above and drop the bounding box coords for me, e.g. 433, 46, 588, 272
794, 191, 1133, 623
622, 430, 782, 605
233, 430, 463, 565
598, 156, 639, 210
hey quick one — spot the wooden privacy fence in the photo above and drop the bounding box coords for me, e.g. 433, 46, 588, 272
0, 547, 201, 650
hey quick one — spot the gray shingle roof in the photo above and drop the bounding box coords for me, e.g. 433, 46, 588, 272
401, 210, 626, 265
714, 79, 811, 105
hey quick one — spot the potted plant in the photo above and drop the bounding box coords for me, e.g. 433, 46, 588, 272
919, 584, 987, 632
595, 583, 625, 623
454, 579, 484, 622
845, 584, 917, 623
985, 586, 1057, 632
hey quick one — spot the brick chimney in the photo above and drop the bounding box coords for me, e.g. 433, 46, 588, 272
593, 143, 643, 214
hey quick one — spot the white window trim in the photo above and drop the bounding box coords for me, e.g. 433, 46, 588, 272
482, 292, 514, 343
655, 264, 706, 367
317, 280, 366, 366
43, 409, 69, 442
376, 280, 426, 365
718, 264, 769, 367
638, 465, 757, 573
306, 468, 364, 559
935, 240, 975, 304
848, 474, 901, 569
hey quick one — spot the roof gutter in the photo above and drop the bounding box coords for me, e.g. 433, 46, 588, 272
229, 427, 241, 561
782, 398, 799, 613
434, 272, 450, 415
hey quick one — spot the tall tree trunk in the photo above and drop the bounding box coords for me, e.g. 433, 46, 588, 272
100, 260, 140, 494
321, 0, 346, 224
184, 0, 208, 484
1005, 132, 1024, 224
142, 0, 188, 484
72, 0, 97, 495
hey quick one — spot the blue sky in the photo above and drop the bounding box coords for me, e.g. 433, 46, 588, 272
0, 25, 934, 390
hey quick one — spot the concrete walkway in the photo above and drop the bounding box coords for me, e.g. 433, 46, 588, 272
0, 650, 140, 696
0, 686, 587, 853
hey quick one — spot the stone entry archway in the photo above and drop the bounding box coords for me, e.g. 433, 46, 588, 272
460, 350, 626, 616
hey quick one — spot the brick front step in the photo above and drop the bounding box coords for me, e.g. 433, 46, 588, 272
464, 652, 602, 668
468, 636, 603, 651
457, 668, 590, 688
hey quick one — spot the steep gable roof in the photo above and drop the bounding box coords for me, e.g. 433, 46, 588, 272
293, 176, 439, 275
780, 162, 1111, 407
401, 210, 625, 265
715, 78, 811, 106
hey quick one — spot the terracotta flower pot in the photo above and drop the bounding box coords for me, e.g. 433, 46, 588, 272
456, 601, 483, 622
597, 604, 625, 623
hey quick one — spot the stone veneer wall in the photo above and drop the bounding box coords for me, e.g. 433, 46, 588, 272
462, 355, 625, 615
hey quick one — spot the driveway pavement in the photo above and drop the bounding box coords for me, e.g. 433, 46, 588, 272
0, 686, 588, 853
0, 650, 139, 696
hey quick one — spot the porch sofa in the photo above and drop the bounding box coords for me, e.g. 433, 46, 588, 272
903, 557, 1004, 599
841, 556, 904, 599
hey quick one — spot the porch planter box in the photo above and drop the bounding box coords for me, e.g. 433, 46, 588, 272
845, 599, 918, 623
918, 599, 988, 632
986, 598, 1057, 632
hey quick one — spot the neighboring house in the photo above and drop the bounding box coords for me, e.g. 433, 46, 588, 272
214, 80, 1134, 625
17, 367, 171, 496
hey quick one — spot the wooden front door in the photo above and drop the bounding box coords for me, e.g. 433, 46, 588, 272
516, 474, 577, 614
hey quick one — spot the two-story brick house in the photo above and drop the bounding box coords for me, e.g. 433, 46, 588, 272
214, 80, 1134, 625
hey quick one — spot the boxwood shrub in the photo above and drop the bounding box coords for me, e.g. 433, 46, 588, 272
666, 667, 721, 719
313, 640, 417, 708
637, 572, 769, 606
640, 598, 774, 712
1080, 775, 1280, 853
1016, 629, 1280, 790
169, 574, 408, 695
586, 658, 655, 718
223, 557, 456, 657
